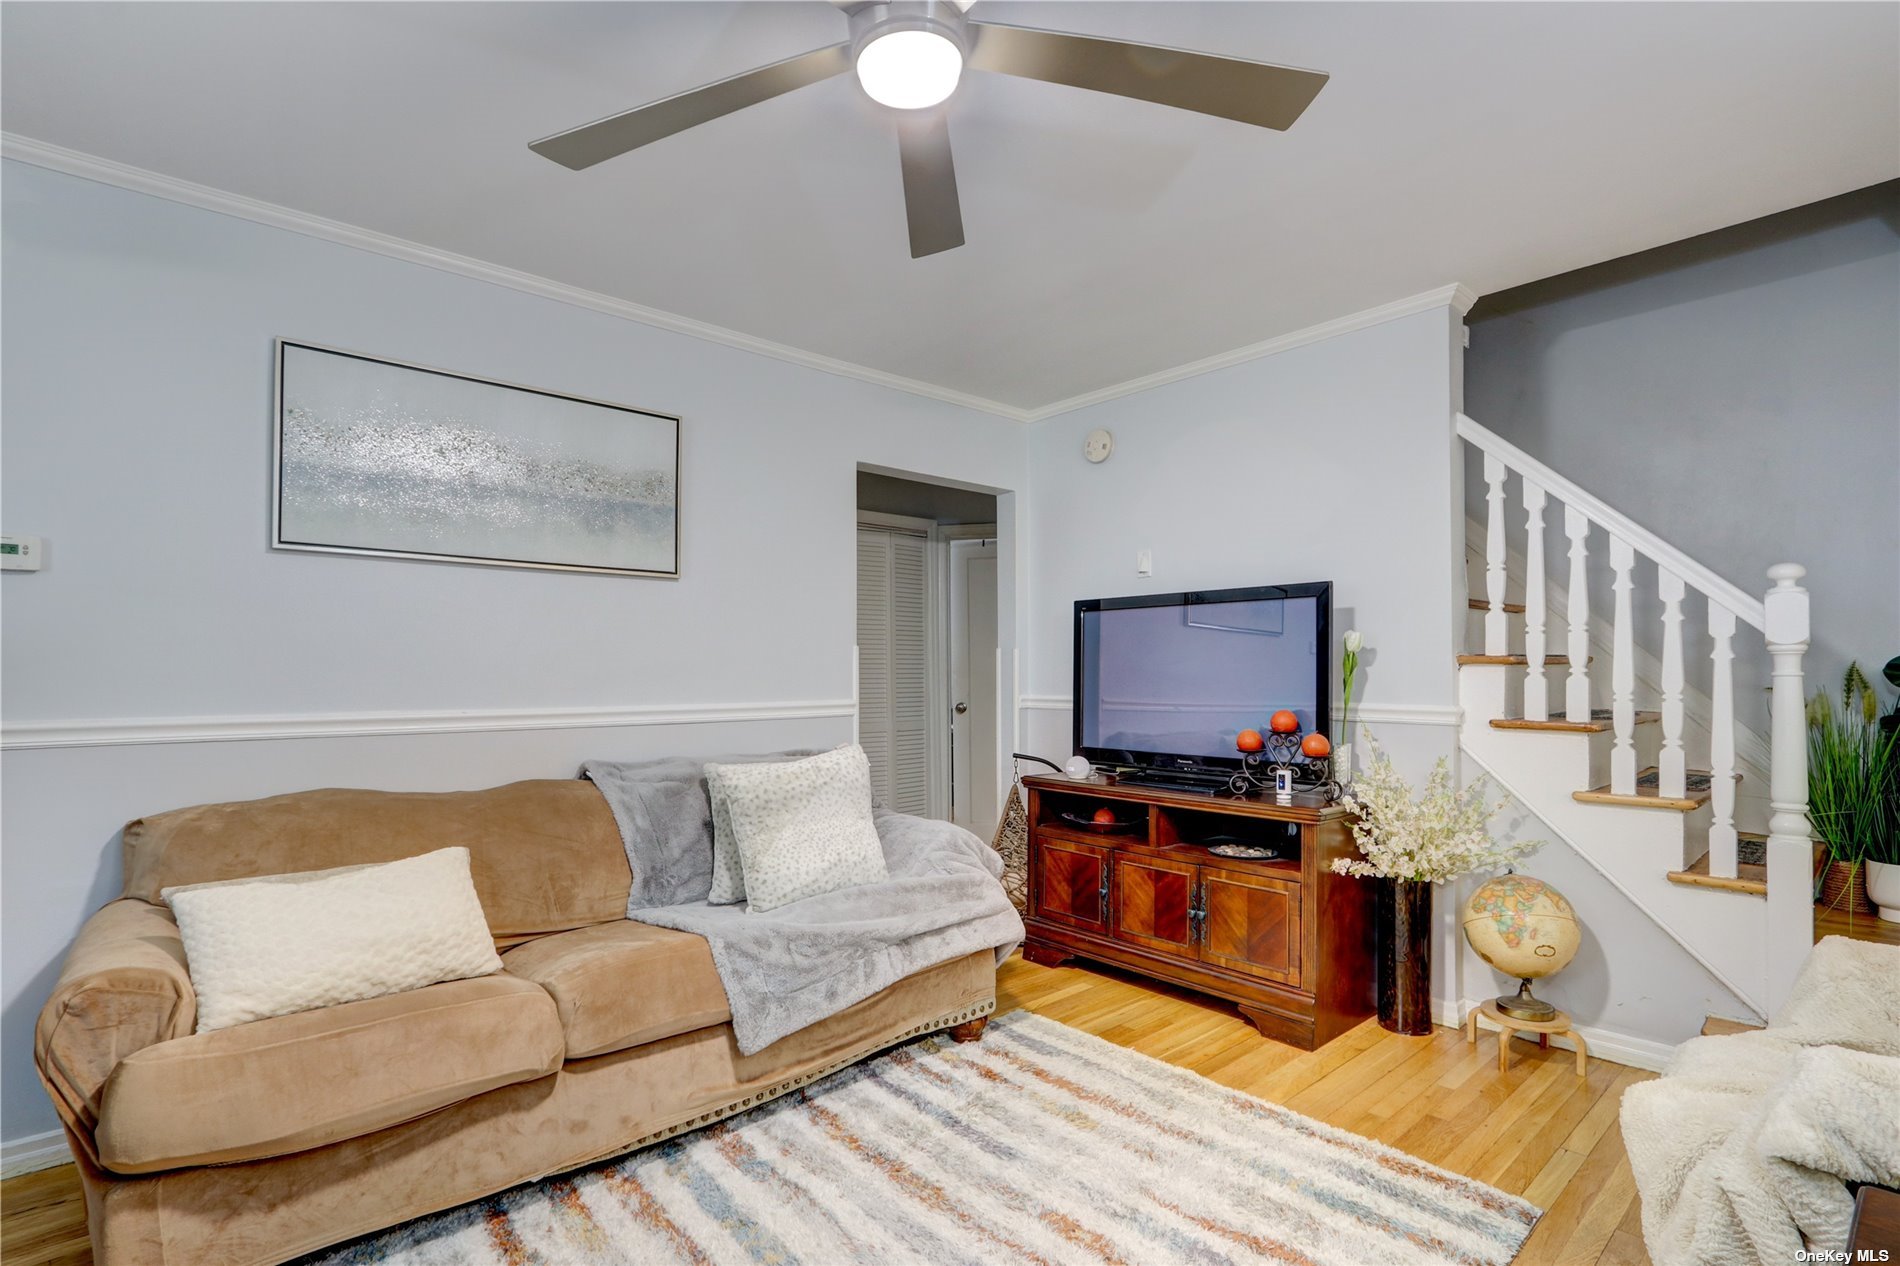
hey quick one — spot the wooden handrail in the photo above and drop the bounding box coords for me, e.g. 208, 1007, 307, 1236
1456, 414, 1766, 630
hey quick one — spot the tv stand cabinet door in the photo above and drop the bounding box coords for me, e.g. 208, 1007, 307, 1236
1031, 837, 1111, 934
1200, 868, 1302, 988
1110, 853, 1197, 958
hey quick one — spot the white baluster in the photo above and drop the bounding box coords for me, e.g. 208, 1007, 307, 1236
1564, 506, 1591, 723
1483, 453, 1507, 656
1657, 567, 1686, 799
1707, 604, 1738, 878
1609, 536, 1636, 795
1763, 564, 1811, 1018
1522, 480, 1549, 721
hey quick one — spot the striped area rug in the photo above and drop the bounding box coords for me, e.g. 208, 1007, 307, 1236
309, 1011, 1538, 1265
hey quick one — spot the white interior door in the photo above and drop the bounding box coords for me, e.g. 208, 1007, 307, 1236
857, 522, 936, 816
949, 537, 999, 837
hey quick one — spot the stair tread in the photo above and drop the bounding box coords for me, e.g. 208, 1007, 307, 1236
1668, 851, 1767, 895
1467, 598, 1528, 613
1701, 1016, 1765, 1036
1573, 766, 1723, 811
1491, 708, 1660, 734
1457, 653, 1589, 666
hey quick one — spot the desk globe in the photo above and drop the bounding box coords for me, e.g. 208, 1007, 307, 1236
1462, 874, 1579, 1020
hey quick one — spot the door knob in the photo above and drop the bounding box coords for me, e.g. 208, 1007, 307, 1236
954, 702, 969, 714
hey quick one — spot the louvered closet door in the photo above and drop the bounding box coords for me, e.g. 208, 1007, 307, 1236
857, 526, 932, 815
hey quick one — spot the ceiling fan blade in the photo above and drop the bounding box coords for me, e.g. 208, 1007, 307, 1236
896, 113, 965, 258
966, 21, 1327, 131
530, 42, 852, 170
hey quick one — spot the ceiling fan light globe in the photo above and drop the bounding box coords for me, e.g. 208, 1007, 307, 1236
855, 29, 963, 109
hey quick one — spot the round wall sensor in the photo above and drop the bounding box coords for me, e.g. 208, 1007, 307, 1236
1083, 429, 1113, 463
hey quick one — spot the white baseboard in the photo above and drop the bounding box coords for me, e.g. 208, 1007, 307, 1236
2, 1129, 72, 1177
1431, 997, 1677, 1073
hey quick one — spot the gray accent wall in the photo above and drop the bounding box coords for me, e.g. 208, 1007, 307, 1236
1465, 182, 1900, 715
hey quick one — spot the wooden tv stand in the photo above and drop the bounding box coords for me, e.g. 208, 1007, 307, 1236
1021, 773, 1375, 1050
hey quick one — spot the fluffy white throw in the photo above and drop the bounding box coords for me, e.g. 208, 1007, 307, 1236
1620, 936, 1900, 1266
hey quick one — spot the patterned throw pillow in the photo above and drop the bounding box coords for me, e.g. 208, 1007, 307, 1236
706, 745, 889, 913
705, 768, 747, 905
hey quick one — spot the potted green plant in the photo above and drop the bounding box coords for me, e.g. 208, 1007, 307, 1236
1860, 656, 1900, 921
1332, 735, 1527, 1033
1808, 661, 1899, 918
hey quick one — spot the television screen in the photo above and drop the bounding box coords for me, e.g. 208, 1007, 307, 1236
1074, 584, 1330, 769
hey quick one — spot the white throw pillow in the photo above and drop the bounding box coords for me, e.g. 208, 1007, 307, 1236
705, 769, 747, 905
163, 846, 502, 1032
707, 745, 889, 913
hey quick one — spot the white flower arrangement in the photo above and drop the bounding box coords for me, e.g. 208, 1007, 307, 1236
1330, 734, 1527, 883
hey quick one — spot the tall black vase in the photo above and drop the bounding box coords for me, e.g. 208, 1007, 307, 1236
1378, 879, 1434, 1035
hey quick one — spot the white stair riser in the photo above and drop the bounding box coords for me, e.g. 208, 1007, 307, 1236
1461, 710, 1770, 1012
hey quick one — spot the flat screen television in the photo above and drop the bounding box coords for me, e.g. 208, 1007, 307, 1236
1073, 582, 1332, 780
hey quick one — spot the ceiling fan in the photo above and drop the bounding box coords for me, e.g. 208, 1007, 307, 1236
529, 1, 1328, 259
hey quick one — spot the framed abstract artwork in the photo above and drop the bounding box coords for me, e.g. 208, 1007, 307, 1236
273, 340, 680, 577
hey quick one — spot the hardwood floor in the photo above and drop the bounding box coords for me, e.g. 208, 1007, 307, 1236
996, 954, 1655, 1266
1815, 901, 1900, 946
0, 953, 1657, 1265
0, 1161, 90, 1266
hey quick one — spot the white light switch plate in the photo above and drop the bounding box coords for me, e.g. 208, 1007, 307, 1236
0, 535, 43, 571
1136, 549, 1153, 577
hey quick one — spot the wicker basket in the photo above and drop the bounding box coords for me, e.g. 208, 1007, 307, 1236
1817, 857, 1877, 916
989, 782, 1030, 914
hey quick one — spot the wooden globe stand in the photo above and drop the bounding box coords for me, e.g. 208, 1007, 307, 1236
1464, 999, 1589, 1077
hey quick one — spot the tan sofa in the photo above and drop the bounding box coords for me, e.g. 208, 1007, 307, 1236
35, 778, 998, 1266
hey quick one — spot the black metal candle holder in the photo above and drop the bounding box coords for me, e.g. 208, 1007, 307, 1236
1229, 728, 1342, 801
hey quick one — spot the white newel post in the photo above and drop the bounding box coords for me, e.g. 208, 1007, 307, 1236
1521, 481, 1549, 720
1564, 506, 1591, 723
1763, 564, 1811, 1018
1483, 454, 1508, 656
1609, 536, 1637, 795
1657, 567, 1687, 799
1707, 604, 1739, 878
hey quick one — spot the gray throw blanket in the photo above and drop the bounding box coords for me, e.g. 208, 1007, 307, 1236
583, 759, 1022, 1055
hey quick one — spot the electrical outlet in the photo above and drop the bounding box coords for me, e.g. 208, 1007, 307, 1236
1136, 549, 1152, 577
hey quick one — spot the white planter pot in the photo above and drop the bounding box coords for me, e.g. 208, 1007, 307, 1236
1866, 860, 1900, 923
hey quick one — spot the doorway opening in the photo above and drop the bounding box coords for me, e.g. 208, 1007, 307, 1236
855, 468, 1005, 839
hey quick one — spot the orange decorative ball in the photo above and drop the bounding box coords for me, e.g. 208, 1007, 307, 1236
1236, 728, 1265, 752
1091, 807, 1118, 825
1269, 710, 1300, 734
1301, 732, 1332, 758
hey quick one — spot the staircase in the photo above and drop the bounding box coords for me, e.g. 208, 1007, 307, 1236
1453, 415, 1813, 1021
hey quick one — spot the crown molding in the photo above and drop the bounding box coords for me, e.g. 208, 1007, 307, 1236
0, 132, 1035, 423
2, 133, 1477, 427
1019, 282, 1480, 422
0, 698, 857, 751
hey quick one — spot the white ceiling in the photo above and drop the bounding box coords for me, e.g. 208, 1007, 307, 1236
4, 2, 1895, 415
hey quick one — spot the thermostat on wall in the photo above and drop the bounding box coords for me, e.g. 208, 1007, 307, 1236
1, 535, 44, 571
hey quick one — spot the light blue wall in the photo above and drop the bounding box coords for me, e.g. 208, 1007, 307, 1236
1465, 187, 1900, 719
0, 159, 1028, 1147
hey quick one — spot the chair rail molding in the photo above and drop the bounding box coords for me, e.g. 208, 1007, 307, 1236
1, 698, 858, 750
1018, 697, 1461, 728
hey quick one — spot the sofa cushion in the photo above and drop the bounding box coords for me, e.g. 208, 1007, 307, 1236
121, 780, 630, 946
95, 972, 563, 1174
502, 920, 730, 1058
